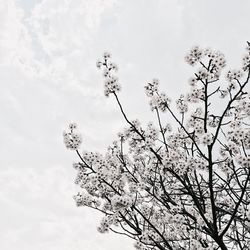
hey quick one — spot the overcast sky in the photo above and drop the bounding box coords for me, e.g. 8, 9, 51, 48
1, 0, 250, 250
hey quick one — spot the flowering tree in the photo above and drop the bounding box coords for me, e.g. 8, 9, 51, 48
63, 44, 250, 250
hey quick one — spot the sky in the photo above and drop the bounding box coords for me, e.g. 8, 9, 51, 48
1, 0, 250, 250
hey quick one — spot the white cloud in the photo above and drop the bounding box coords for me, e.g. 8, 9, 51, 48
0, 0, 33, 66
31, 0, 116, 54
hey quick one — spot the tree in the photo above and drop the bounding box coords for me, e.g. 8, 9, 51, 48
63, 45, 250, 250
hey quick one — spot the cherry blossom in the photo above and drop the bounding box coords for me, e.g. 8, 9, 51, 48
64, 43, 250, 250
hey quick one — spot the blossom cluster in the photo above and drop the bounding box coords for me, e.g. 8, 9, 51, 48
149, 92, 171, 112
242, 42, 250, 70
185, 46, 203, 66
176, 94, 188, 113
144, 78, 172, 112
96, 52, 121, 97
63, 123, 82, 150
226, 69, 244, 82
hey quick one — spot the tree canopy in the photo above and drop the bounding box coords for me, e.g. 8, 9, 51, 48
64, 44, 250, 250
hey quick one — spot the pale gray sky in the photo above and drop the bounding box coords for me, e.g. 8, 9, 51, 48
1, 0, 250, 250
